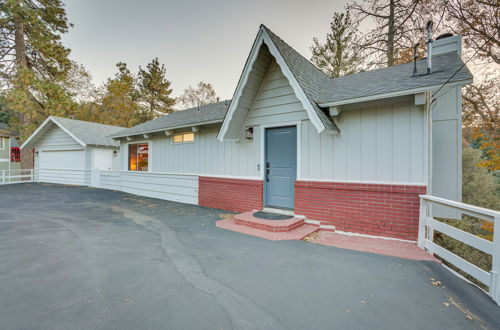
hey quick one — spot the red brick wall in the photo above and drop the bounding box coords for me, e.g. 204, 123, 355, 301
295, 181, 426, 240
199, 177, 263, 213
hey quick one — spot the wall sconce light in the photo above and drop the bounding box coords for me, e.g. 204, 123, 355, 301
244, 127, 254, 140
113, 150, 118, 156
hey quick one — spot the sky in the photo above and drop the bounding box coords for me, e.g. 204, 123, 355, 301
62, 0, 349, 100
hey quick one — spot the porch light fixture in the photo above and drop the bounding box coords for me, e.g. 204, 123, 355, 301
244, 127, 253, 140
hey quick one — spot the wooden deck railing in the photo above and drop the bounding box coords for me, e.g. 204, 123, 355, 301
418, 195, 500, 305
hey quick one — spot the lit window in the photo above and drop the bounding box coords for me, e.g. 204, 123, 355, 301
173, 132, 194, 144
128, 143, 148, 171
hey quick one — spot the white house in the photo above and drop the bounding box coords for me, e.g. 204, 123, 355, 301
22, 25, 473, 241
21, 116, 123, 185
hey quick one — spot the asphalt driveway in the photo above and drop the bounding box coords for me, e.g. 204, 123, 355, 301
0, 183, 498, 330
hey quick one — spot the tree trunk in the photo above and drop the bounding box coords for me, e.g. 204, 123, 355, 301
14, 20, 27, 68
387, 0, 395, 67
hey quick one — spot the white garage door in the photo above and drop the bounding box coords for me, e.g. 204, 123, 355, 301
38, 149, 87, 185
39, 150, 85, 169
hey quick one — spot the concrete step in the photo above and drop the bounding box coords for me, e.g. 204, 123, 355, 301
233, 211, 304, 233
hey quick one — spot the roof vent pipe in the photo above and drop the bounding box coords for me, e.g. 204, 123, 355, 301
412, 42, 420, 77
426, 20, 433, 74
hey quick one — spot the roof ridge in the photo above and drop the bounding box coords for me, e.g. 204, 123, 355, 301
50, 115, 126, 129
261, 25, 330, 81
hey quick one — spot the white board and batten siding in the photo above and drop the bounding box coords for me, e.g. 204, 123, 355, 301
301, 102, 426, 184
431, 86, 462, 218
122, 59, 427, 190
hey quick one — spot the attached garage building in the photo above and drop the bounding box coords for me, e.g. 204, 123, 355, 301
21, 116, 124, 185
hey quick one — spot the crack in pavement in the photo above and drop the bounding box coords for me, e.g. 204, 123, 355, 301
112, 205, 285, 330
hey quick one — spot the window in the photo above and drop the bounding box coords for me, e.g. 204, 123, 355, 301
0, 137, 3, 149
11, 147, 20, 162
128, 143, 149, 171
173, 132, 194, 144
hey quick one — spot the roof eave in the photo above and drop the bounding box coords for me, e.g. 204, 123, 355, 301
318, 78, 473, 107
109, 119, 225, 139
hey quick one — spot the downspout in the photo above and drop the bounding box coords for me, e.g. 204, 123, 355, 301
426, 91, 433, 196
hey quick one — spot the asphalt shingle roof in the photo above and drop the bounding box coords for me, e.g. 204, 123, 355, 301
263, 26, 339, 132
51, 116, 125, 147
109, 100, 230, 138
111, 26, 472, 138
319, 52, 473, 104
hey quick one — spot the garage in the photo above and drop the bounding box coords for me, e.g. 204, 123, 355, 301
21, 116, 124, 185
39, 150, 85, 169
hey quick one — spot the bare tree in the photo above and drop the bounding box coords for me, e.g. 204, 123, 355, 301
347, 0, 423, 67
440, 0, 499, 65
176, 81, 218, 110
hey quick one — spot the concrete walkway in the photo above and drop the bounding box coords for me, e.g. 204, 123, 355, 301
308, 231, 438, 261
0, 183, 498, 330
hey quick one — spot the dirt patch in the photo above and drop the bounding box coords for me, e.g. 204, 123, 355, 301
219, 213, 235, 220
303, 230, 321, 242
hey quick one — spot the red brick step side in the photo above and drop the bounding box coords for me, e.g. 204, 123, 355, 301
234, 211, 304, 232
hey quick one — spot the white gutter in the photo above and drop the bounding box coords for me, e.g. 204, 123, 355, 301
318, 79, 473, 108
110, 119, 224, 139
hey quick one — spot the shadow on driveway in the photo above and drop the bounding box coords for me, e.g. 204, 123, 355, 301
0, 183, 498, 330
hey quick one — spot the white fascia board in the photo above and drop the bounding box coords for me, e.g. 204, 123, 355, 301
20, 116, 53, 149
218, 27, 327, 141
318, 78, 473, 107
260, 31, 326, 135
217, 29, 266, 142
112, 119, 223, 139
50, 117, 86, 147
21, 116, 85, 149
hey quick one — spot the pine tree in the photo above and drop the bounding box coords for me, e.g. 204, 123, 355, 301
310, 11, 363, 78
137, 57, 175, 121
99, 62, 141, 127
0, 0, 76, 139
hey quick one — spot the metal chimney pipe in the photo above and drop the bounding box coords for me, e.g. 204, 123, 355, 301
412, 42, 420, 77
426, 20, 433, 74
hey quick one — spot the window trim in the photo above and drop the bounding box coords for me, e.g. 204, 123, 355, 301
171, 132, 195, 144
124, 140, 151, 172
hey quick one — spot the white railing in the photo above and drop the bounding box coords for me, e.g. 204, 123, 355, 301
418, 195, 500, 305
0, 169, 35, 184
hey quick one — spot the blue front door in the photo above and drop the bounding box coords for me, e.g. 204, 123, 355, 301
265, 126, 297, 209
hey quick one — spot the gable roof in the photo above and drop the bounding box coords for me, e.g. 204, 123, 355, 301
262, 26, 338, 132
0, 123, 18, 138
21, 116, 125, 149
218, 25, 339, 141
114, 25, 473, 140
108, 100, 230, 138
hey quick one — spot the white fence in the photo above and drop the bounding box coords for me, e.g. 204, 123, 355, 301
418, 195, 500, 305
0, 169, 35, 184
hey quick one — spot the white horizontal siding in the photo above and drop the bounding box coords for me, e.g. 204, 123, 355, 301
99, 171, 198, 205
37, 125, 82, 150
99, 171, 121, 190
38, 168, 89, 186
